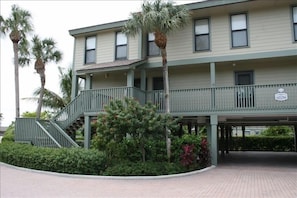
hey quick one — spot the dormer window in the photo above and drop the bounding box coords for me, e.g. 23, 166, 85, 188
85, 36, 96, 64
116, 32, 127, 60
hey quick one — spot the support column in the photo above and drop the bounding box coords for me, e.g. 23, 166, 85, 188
140, 69, 146, 91
140, 69, 146, 105
294, 125, 297, 152
126, 69, 135, 98
220, 125, 225, 156
226, 125, 230, 154
84, 115, 91, 149
85, 74, 92, 90
242, 125, 246, 151
127, 69, 135, 87
71, 73, 79, 100
210, 115, 218, 166
210, 62, 216, 109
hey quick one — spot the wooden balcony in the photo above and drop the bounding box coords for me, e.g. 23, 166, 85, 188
54, 82, 297, 126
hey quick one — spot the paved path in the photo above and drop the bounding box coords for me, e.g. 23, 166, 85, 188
1, 151, 297, 198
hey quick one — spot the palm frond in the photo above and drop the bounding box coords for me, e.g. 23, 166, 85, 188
122, 0, 190, 36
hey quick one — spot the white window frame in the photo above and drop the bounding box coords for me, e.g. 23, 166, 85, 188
85, 36, 96, 64
115, 32, 127, 60
194, 18, 210, 51
231, 13, 248, 48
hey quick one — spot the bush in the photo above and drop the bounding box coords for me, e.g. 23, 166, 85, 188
93, 98, 180, 163
0, 142, 107, 175
102, 161, 185, 176
229, 136, 294, 151
1, 123, 15, 142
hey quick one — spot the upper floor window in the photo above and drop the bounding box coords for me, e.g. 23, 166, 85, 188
148, 33, 160, 56
116, 32, 127, 60
293, 6, 297, 41
231, 13, 248, 47
85, 36, 96, 64
195, 18, 210, 51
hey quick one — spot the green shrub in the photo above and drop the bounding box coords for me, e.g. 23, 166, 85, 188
93, 98, 180, 163
1, 123, 15, 142
261, 126, 293, 136
0, 142, 107, 175
103, 161, 185, 176
229, 136, 294, 151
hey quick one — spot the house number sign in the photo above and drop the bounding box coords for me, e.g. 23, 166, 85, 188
274, 88, 288, 101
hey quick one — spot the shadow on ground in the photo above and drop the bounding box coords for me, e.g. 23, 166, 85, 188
218, 151, 297, 168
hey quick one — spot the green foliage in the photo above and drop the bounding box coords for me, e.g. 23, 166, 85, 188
93, 98, 179, 162
0, 142, 107, 175
261, 126, 293, 136
122, 0, 190, 36
103, 161, 185, 176
171, 134, 201, 162
229, 136, 294, 151
21, 111, 52, 119
2, 123, 15, 142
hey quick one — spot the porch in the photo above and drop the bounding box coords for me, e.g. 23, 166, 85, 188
57, 82, 297, 119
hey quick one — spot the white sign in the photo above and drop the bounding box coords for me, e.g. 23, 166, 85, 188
274, 88, 288, 101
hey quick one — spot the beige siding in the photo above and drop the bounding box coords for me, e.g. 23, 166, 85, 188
169, 65, 210, 89
92, 72, 127, 89
98, 32, 115, 63
147, 1, 296, 64
128, 36, 139, 59
73, 37, 85, 70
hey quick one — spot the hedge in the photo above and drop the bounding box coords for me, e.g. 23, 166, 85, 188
224, 136, 295, 151
0, 142, 107, 175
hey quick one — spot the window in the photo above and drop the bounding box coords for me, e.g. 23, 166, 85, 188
116, 32, 127, 59
231, 14, 248, 47
293, 6, 297, 41
85, 36, 96, 64
148, 33, 160, 56
195, 18, 210, 51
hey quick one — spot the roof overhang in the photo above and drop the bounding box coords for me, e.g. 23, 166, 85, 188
76, 59, 147, 75
185, 0, 252, 10
69, 0, 253, 37
69, 20, 127, 37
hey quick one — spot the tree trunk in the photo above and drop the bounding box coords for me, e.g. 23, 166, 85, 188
36, 69, 45, 119
161, 48, 171, 161
12, 42, 20, 118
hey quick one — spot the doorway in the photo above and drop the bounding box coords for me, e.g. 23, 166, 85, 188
235, 71, 255, 107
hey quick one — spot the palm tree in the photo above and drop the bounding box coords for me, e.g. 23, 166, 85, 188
122, 0, 190, 159
25, 66, 77, 113
20, 35, 62, 118
0, 5, 33, 118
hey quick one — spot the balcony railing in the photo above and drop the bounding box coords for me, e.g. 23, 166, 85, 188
147, 83, 297, 113
54, 83, 296, 128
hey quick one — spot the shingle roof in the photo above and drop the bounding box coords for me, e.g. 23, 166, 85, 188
76, 59, 147, 74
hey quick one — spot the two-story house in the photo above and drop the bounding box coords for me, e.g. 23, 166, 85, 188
15, 0, 297, 165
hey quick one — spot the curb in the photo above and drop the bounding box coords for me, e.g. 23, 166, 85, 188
0, 162, 216, 180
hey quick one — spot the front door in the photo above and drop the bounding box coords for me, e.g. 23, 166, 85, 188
235, 71, 254, 107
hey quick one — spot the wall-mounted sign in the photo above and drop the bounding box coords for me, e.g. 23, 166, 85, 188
275, 88, 288, 101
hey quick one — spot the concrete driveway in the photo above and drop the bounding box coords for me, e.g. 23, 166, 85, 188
1, 151, 297, 198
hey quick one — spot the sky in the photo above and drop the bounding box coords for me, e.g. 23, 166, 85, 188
0, 0, 199, 126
